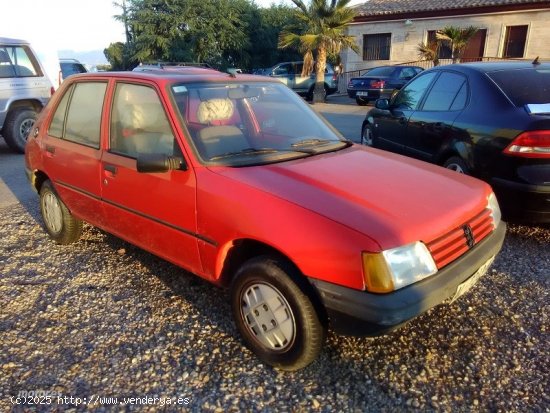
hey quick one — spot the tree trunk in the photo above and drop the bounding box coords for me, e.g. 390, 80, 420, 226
312, 46, 327, 104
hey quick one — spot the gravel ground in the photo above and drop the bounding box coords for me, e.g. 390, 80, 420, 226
0, 201, 548, 412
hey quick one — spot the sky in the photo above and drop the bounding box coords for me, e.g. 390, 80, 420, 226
1, 0, 364, 52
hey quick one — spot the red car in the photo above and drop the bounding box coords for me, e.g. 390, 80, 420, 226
25, 71, 505, 370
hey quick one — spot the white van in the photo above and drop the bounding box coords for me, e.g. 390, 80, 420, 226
0, 37, 53, 153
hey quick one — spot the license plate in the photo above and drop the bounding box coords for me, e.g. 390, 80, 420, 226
450, 256, 495, 303
357, 91, 369, 96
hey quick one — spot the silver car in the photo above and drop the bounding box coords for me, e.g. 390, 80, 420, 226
266, 61, 338, 100
0, 37, 53, 153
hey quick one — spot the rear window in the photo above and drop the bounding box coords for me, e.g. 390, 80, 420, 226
487, 68, 550, 106
363, 66, 395, 77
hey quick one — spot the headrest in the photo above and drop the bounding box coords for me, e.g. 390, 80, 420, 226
197, 99, 234, 124
122, 103, 169, 134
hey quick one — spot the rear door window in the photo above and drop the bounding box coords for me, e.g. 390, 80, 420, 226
422, 72, 468, 111
49, 82, 107, 148
487, 68, 550, 106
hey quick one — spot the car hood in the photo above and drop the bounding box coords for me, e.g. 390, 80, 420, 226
211, 146, 490, 249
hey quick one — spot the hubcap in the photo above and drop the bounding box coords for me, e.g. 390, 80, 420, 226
42, 192, 63, 234
446, 163, 465, 174
362, 126, 373, 146
19, 118, 35, 141
240, 283, 296, 351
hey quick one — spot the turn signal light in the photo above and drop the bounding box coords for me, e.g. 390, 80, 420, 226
503, 131, 550, 158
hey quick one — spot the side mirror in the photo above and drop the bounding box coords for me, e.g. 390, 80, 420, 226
375, 99, 390, 110
137, 154, 187, 173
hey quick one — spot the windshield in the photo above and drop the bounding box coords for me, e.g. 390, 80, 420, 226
487, 68, 550, 106
171, 82, 347, 166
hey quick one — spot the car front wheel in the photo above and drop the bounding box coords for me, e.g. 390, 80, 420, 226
361, 123, 374, 146
40, 180, 83, 244
443, 156, 470, 174
231, 256, 326, 371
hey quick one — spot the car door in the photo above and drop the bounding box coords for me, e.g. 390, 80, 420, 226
293, 62, 313, 94
373, 72, 438, 154
404, 71, 468, 161
270, 63, 294, 89
40, 80, 107, 227
100, 81, 202, 274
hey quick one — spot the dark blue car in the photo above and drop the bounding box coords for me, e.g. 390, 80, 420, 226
361, 61, 550, 223
347, 65, 423, 106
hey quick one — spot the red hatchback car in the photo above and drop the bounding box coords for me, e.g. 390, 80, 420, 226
25, 71, 506, 370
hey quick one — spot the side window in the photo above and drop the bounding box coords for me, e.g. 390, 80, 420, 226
64, 82, 107, 147
110, 83, 176, 158
273, 64, 291, 76
450, 83, 468, 111
399, 68, 416, 80
393, 72, 437, 110
48, 85, 74, 138
422, 72, 467, 111
0, 46, 40, 78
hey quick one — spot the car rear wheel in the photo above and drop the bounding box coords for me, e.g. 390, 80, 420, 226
444, 156, 470, 174
355, 97, 368, 106
231, 256, 326, 371
361, 123, 374, 146
39, 180, 83, 244
3, 107, 37, 153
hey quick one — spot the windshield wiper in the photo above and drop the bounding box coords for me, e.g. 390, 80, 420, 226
209, 147, 314, 161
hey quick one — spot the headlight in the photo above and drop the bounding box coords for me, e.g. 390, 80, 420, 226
362, 242, 437, 293
487, 192, 501, 229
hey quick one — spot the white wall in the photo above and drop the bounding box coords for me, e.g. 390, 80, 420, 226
342, 9, 550, 71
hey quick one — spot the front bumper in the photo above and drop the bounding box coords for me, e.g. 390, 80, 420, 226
309, 222, 506, 336
491, 177, 550, 223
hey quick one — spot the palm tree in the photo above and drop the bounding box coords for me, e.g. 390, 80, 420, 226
417, 41, 440, 67
279, 0, 359, 103
436, 26, 479, 63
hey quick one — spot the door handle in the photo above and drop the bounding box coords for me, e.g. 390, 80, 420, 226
104, 164, 117, 176
433, 122, 445, 131
45, 145, 55, 157
398, 117, 407, 125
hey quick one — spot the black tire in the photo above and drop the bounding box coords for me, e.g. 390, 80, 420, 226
443, 156, 470, 175
39, 180, 83, 244
361, 123, 374, 146
3, 107, 37, 153
356, 97, 368, 106
231, 256, 326, 371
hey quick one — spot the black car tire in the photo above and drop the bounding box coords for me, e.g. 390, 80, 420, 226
3, 107, 37, 153
443, 156, 470, 175
355, 97, 368, 106
361, 123, 374, 146
39, 180, 83, 244
231, 256, 326, 371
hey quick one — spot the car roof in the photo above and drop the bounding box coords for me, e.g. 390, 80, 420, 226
65, 71, 277, 85
0, 36, 30, 45
431, 61, 549, 74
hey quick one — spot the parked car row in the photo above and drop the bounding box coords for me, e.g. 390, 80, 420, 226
360, 62, 550, 224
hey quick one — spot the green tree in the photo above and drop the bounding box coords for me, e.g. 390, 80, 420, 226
436, 26, 479, 63
279, 0, 359, 103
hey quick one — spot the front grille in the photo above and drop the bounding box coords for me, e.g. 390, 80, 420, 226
427, 209, 494, 269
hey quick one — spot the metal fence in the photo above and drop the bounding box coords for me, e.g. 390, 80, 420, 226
336, 56, 548, 94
